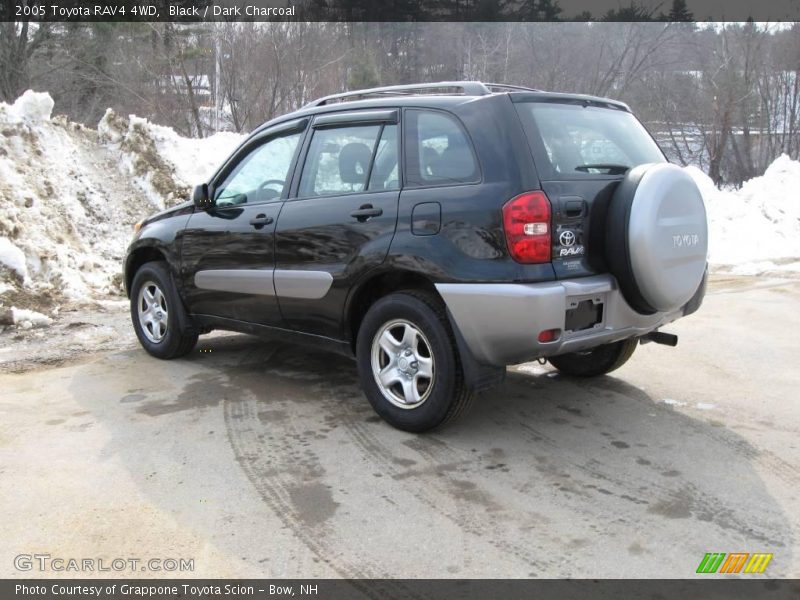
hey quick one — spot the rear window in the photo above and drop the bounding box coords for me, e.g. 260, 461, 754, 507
515, 102, 665, 179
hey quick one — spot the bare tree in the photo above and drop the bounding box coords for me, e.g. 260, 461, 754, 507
0, 12, 52, 101
6, 20, 797, 185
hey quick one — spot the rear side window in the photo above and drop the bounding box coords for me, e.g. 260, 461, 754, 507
299, 125, 382, 197
515, 102, 665, 179
405, 110, 479, 187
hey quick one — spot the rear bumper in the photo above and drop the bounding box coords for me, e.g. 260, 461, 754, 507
436, 273, 702, 366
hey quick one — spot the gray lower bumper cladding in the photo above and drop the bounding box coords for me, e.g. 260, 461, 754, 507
436, 275, 682, 366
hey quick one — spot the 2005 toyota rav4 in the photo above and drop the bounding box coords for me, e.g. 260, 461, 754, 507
125, 81, 708, 432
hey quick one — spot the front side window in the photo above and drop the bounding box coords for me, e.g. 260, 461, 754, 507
213, 132, 302, 206
298, 124, 384, 197
405, 110, 479, 187
515, 102, 665, 179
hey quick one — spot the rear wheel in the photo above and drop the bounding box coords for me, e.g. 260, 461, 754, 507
548, 338, 638, 377
356, 291, 472, 432
130, 261, 198, 359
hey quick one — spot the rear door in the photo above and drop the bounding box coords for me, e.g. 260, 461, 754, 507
180, 119, 307, 326
512, 99, 666, 279
274, 110, 401, 339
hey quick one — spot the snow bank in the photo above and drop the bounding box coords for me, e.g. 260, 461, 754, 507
0, 91, 244, 316
0, 90, 54, 123
131, 118, 243, 192
98, 109, 243, 209
98, 109, 192, 209
685, 155, 800, 274
0, 92, 155, 309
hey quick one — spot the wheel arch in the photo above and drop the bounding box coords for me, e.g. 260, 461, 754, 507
346, 268, 506, 397
125, 245, 168, 298
343, 269, 442, 352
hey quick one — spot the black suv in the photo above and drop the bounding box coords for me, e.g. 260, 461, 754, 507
125, 81, 708, 432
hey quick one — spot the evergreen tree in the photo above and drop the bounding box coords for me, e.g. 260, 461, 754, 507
518, 0, 563, 21
668, 0, 694, 22
348, 54, 380, 90
603, 2, 653, 21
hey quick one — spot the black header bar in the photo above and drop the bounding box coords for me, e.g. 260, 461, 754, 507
2, 0, 799, 23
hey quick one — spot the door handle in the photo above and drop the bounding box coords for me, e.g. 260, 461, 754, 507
249, 214, 273, 229
350, 204, 383, 222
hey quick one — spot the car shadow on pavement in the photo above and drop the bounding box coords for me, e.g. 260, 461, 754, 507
70, 334, 796, 578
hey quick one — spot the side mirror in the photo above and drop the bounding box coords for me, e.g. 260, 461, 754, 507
192, 183, 211, 210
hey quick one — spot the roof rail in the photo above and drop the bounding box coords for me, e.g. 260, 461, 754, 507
303, 81, 537, 108
483, 83, 540, 93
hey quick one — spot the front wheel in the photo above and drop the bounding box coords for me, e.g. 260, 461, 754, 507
548, 338, 638, 377
130, 261, 198, 359
356, 291, 472, 432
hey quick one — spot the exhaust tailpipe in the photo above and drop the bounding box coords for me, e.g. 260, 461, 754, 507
640, 331, 678, 347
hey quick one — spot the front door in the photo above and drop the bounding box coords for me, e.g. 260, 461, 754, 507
181, 120, 306, 326
274, 112, 401, 339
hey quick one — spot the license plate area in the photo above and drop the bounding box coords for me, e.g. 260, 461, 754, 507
565, 296, 604, 333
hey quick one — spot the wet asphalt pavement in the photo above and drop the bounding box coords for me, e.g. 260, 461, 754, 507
1, 275, 798, 578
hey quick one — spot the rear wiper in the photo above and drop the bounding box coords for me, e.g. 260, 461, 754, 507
575, 164, 630, 175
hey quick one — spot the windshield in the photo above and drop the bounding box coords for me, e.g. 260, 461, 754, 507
515, 102, 665, 179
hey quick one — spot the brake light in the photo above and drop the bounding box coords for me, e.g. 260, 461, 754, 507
502, 191, 551, 263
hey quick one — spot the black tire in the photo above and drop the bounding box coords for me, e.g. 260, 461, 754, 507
605, 164, 656, 314
356, 290, 473, 432
548, 338, 638, 377
130, 261, 198, 359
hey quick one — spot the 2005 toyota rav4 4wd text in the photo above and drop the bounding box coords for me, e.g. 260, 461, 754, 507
125, 81, 708, 432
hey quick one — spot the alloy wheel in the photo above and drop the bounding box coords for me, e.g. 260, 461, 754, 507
370, 319, 435, 409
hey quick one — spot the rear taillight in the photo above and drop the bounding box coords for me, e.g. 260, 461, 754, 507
502, 191, 551, 263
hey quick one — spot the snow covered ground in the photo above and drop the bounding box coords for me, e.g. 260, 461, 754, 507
0, 90, 799, 333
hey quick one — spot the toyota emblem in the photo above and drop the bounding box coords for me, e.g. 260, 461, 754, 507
559, 230, 576, 247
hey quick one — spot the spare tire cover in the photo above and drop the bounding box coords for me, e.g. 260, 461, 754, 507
605, 163, 708, 315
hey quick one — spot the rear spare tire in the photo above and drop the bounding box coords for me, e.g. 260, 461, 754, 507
605, 163, 707, 315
